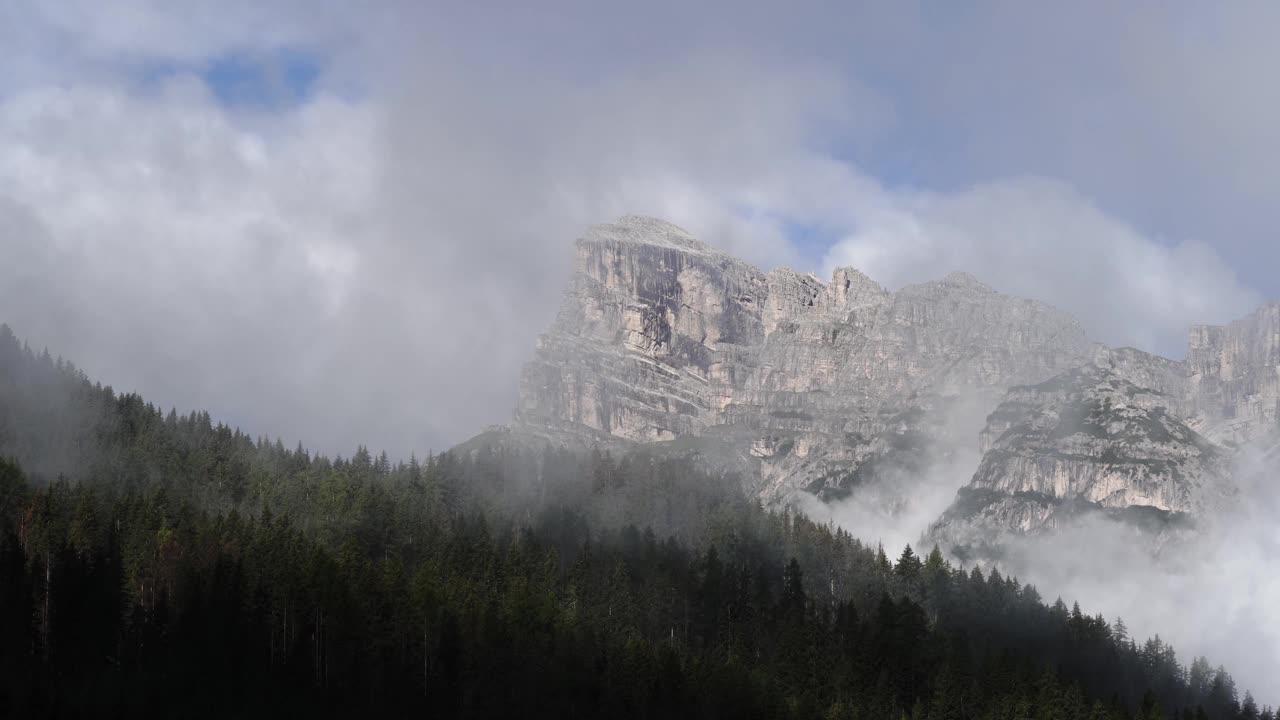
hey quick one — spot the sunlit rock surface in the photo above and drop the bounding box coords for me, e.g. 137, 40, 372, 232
1188, 302, 1280, 444
928, 365, 1235, 554
508, 216, 1278, 547
515, 216, 1092, 500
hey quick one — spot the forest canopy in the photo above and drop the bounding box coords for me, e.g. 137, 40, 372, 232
0, 324, 1264, 719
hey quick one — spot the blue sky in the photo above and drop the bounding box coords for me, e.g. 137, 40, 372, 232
133, 49, 323, 108
201, 50, 322, 107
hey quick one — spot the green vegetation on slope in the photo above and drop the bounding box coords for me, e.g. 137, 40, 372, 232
0, 324, 1265, 718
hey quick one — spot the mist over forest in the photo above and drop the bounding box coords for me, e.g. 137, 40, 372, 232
0, 327, 1268, 717
4, 2, 1280, 717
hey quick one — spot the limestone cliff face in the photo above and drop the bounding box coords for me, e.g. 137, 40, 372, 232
1091, 346, 1193, 418
516, 215, 1092, 502
511, 216, 1277, 546
929, 366, 1234, 550
1187, 302, 1280, 444
927, 325, 1280, 555
516, 216, 767, 442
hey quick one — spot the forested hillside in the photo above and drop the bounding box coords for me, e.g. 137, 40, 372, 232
0, 324, 1266, 718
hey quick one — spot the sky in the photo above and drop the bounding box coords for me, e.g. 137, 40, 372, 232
1, 1, 1277, 459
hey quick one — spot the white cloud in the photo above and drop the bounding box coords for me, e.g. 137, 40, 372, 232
5, 0, 353, 64
0, 35, 1263, 456
995, 481, 1280, 706
822, 177, 1262, 356
0, 81, 375, 451
0, 44, 849, 456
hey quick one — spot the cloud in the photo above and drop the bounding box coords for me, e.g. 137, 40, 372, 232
0, 28, 860, 456
0, 3, 1267, 454
0, 81, 373, 448
6, 0, 351, 64
796, 392, 991, 555
821, 177, 1262, 356
819, 2, 1280, 296
993, 489, 1280, 706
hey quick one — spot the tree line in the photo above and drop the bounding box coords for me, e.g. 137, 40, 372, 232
0, 323, 1267, 718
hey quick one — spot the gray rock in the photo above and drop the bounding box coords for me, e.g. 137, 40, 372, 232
507, 216, 1278, 547
1187, 302, 1280, 444
516, 216, 1091, 502
928, 365, 1234, 553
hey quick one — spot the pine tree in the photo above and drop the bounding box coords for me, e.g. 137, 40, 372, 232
1140, 689, 1164, 720
895, 544, 922, 583
0, 321, 1261, 717
875, 543, 892, 575
782, 557, 807, 616
924, 544, 946, 576
1114, 616, 1129, 646
1243, 692, 1261, 720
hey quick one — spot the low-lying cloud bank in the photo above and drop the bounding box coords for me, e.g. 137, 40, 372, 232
810, 435, 1280, 704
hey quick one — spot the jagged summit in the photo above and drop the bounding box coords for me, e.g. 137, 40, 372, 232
615, 214, 690, 231
929, 362, 1233, 551
941, 271, 994, 291
583, 215, 716, 256
517, 216, 1092, 480
1188, 301, 1280, 444
507, 217, 1276, 552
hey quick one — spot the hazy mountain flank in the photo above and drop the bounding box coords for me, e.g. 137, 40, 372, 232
500, 216, 1280, 554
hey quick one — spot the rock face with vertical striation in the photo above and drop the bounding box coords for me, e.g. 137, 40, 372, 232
1187, 302, 1280, 444
924, 310, 1280, 557
928, 365, 1234, 552
516, 216, 770, 443
515, 216, 1093, 500
506, 216, 1278, 550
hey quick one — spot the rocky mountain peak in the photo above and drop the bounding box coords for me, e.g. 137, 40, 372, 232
930, 363, 1234, 551
511, 217, 1275, 554
941, 271, 994, 291
1187, 302, 1280, 444
828, 266, 889, 313
517, 216, 1094, 482
583, 215, 725, 259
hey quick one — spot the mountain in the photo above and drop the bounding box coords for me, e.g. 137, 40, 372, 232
518, 216, 1093, 439
508, 216, 1278, 551
1187, 302, 1280, 444
515, 216, 1092, 501
928, 364, 1234, 556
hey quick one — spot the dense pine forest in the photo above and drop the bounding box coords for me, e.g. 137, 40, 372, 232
0, 323, 1268, 719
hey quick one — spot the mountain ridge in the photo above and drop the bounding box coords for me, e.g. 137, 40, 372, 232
507, 215, 1278, 551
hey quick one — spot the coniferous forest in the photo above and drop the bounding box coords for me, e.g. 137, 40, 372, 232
0, 324, 1269, 719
